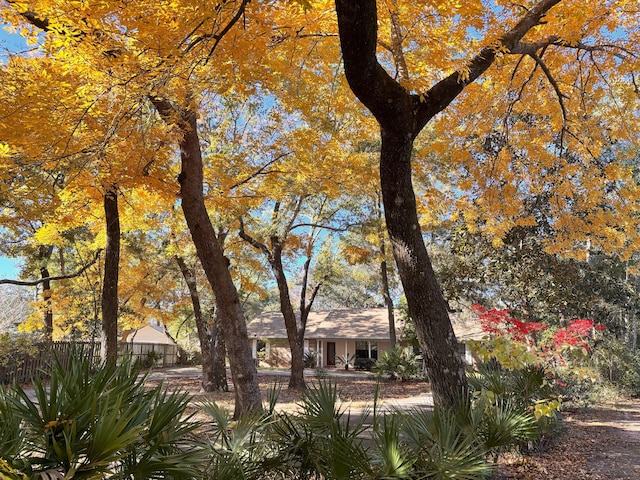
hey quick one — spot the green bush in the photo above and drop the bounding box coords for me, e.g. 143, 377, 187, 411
374, 346, 423, 381
0, 348, 559, 479
177, 346, 202, 365
142, 349, 163, 368
0, 352, 204, 479
303, 350, 318, 368
467, 361, 561, 448
593, 336, 640, 396
400, 405, 493, 479
354, 357, 375, 371
201, 380, 519, 480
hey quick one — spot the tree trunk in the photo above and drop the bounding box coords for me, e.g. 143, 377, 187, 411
210, 310, 229, 392
38, 245, 54, 342
153, 99, 261, 417
334, 0, 465, 406
272, 248, 305, 389
633, 310, 637, 355
380, 133, 467, 405
380, 256, 396, 348
101, 186, 120, 362
175, 255, 228, 391
378, 193, 396, 348
334, 0, 561, 407
238, 217, 306, 390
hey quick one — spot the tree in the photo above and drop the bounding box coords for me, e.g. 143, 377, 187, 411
0, 0, 266, 416
1, 0, 637, 413
101, 186, 120, 361
339, 188, 400, 346
151, 98, 262, 416
333, 0, 640, 406
175, 255, 228, 392
239, 195, 339, 389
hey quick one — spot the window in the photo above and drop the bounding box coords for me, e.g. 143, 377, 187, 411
370, 341, 378, 360
355, 341, 368, 359
355, 341, 378, 359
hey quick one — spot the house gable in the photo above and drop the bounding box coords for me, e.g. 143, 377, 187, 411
123, 325, 177, 345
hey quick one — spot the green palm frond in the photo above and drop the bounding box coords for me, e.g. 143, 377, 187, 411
401, 406, 492, 480
3, 351, 204, 478
0, 387, 25, 461
371, 414, 414, 479
481, 400, 539, 452
298, 380, 344, 428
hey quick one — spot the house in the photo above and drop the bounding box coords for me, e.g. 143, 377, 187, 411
246, 308, 483, 368
121, 324, 179, 367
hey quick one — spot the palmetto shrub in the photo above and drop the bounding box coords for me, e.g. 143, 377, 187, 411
201, 380, 373, 480
374, 346, 423, 381
0, 352, 204, 479
303, 351, 318, 369
467, 361, 560, 450
200, 380, 517, 480
0, 351, 556, 479
399, 405, 493, 479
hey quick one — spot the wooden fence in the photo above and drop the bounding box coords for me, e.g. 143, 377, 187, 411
0, 341, 101, 385
0, 339, 182, 384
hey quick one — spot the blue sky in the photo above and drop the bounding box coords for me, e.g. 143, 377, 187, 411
0, 257, 21, 279
0, 26, 27, 280
0, 24, 29, 56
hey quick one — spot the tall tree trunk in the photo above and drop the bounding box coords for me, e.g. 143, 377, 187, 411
272, 248, 305, 389
153, 99, 261, 417
633, 311, 637, 355
334, 0, 561, 407
38, 245, 54, 341
238, 219, 306, 390
380, 133, 466, 405
101, 186, 120, 362
175, 255, 214, 389
380, 251, 396, 348
175, 255, 227, 391
377, 192, 396, 348
210, 310, 229, 392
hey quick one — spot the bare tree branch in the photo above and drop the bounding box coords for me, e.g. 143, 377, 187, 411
229, 152, 292, 190
528, 51, 568, 146
205, 0, 251, 62
290, 222, 352, 233
0, 249, 103, 287
238, 217, 272, 258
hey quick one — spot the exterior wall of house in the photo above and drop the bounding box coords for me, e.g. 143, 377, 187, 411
262, 338, 291, 367
376, 340, 392, 357
252, 337, 396, 369
309, 339, 394, 368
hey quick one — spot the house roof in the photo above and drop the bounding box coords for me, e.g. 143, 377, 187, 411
309, 308, 401, 340
247, 308, 483, 342
122, 325, 177, 345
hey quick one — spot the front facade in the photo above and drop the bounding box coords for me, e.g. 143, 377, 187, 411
121, 325, 179, 366
246, 308, 482, 368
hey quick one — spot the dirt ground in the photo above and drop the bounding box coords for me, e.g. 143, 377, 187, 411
147, 369, 640, 479
496, 401, 640, 480
145, 370, 432, 412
